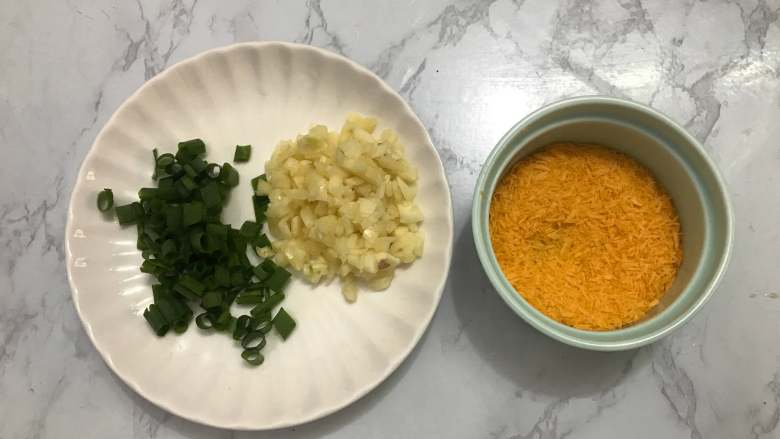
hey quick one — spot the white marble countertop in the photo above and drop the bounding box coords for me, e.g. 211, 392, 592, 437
2, 1, 779, 438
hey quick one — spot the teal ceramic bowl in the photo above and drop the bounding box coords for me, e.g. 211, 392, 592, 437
472, 96, 733, 351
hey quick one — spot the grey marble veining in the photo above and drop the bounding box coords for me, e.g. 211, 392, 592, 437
1, 0, 779, 438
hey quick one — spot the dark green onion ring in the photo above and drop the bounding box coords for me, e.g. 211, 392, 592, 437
241, 348, 264, 366
195, 312, 213, 329
97, 189, 114, 212
241, 330, 266, 350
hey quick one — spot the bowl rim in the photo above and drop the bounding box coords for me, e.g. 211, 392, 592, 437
471, 95, 734, 351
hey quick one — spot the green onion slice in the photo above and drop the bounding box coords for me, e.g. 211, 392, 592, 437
241, 348, 264, 366
233, 315, 251, 340
98, 139, 298, 366
234, 144, 251, 162
195, 312, 213, 329
273, 307, 296, 340
143, 305, 169, 336
241, 330, 266, 350
97, 189, 114, 212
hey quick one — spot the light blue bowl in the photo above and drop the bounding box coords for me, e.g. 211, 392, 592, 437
472, 96, 733, 351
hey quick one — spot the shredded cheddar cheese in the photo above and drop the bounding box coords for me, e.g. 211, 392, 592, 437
489, 143, 682, 330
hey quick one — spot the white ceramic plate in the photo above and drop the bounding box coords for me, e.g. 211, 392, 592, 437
65, 42, 453, 430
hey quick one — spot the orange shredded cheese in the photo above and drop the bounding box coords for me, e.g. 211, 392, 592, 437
489, 143, 682, 330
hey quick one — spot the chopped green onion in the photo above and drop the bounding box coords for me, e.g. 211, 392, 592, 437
174, 275, 205, 300
151, 284, 167, 303
152, 148, 160, 180
180, 175, 197, 192
173, 285, 199, 301
253, 307, 271, 320
195, 312, 213, 329
239, 221, 261, 239
206, 163, 222, 179
223, 288, 240, 307
190, 159, 207, 174
138, 187, 159, 201
214, 265, 231, 287
220, 163, 239, 187
183, 163, 197, 178
178, 138, 206, 157
156, 153, 174, 167
155, 298, 181, 323
229, 229, 248, 253
97, 189, 114, 212
206, 223, 228, 239
236, 292, 264, 305
250, 292, 284, 316
201, 291, 222, 309
199, 181, 222, 208
227, 253, 240, 268
234, 144, 251, 162
250, 174, 266, 192
165, 205, 182, 230
244, 282, 267, 294
166, 162, 184, 178
241, 348, 264, 366
116, 202, 142, 225
173, 312, 192, 333
260, 258, 279, 273
180, 275, 204, 294
233, 315, 251, 340
171, 299, 191, 319
156, 153, 175, 179
252, 195, 269, 223
273, 307, 296, 340
157, 179, 177, 200
241, 330, 266, 350
253, 316, 274, 334
99, 140, 296, 366
160, 239, 177, 258
253, 233, 271, 248
230, 269, 246, 287
143, 305, 169, 336
182, 201, 204, 226
252, 264, 270, 281
189, 230, 206, 252
212, 309, 233, 331
265, 266, 291, 293
202, 234, 220, 253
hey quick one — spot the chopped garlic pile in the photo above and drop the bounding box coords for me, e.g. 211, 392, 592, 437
256, 113, 424, 302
